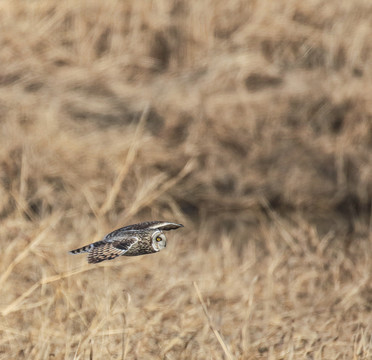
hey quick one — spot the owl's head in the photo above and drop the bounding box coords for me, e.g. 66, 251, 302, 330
151, 230, 167, 251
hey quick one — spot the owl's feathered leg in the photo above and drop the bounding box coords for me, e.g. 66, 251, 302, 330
69, 240, 107, 255
69, 237, 138, 263
69, 244, 93, 255
87, 243, 126, 263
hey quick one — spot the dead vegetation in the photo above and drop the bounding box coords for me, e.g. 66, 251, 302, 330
0, 0, 371, 359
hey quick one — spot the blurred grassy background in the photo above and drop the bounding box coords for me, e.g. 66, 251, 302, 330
0, 0, 371, 359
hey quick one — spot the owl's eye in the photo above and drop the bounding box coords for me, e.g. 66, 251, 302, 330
156, 236, 162, 242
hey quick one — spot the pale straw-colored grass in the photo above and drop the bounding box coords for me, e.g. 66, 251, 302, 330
0, 1, 371, 359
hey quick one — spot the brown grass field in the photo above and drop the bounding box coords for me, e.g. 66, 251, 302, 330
0, 0, 372, 359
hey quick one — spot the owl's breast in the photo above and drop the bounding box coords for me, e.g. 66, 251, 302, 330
124, 240, 156, 256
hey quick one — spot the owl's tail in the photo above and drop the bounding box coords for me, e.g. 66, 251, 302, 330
69, 244, 93, 255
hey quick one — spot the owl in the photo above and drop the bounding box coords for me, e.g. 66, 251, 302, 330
69, 221, 183, 264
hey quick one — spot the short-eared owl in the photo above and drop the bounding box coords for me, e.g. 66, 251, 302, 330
69, 221, 183, 264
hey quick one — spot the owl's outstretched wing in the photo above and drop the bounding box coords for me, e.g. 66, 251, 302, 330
69, 221, 183, 263
103, 221, 183, 240
69, 236, 138, 264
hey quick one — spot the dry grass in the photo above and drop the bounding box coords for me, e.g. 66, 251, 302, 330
0, 0, 372, 359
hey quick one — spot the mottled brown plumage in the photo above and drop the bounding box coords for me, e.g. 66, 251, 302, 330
69, 221, 183, 263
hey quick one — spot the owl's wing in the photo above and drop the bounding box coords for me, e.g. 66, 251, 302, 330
70, 235, 138, 264
104, 221, 183, 239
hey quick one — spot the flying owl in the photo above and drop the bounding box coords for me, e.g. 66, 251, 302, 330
69, 221, 183, 264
